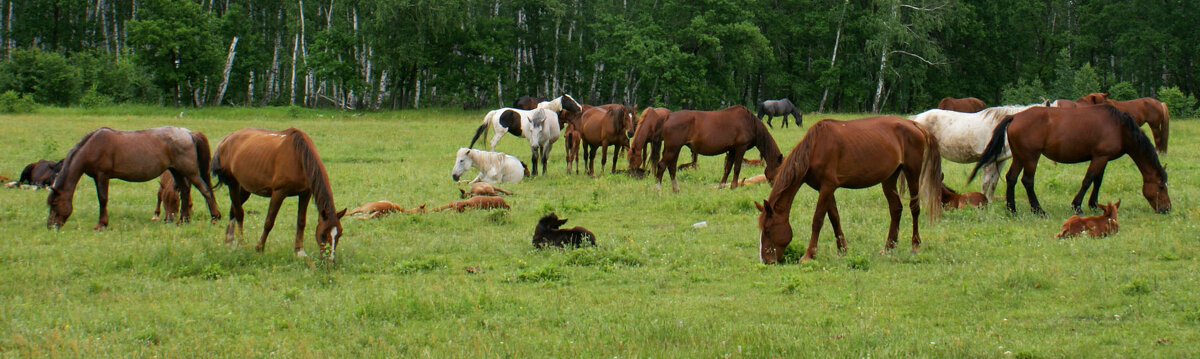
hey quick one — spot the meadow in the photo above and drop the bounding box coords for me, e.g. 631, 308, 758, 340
0, 106, 1197, 357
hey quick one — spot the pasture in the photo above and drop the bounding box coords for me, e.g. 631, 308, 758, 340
0, 106, 1197, 357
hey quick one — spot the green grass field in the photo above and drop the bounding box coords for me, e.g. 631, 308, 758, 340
1, 106, 1197, 357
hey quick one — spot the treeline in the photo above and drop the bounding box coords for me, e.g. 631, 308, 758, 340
0, 0, 1197, 115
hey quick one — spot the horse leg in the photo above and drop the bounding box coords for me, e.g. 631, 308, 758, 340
257, 191, 288, 253
224, 184, 244, 245
781, 114, 789, 129
905, 167, 922, 253
93, 175, 110, 230
529, 145, 539, 177
611, 144, 621, 173
827, 196, 847, 254
1004, 157, 1024, 213
981, 160, 1004, 199
600, 143, 609, 174
153, 192, 163, 221
489, 132, 504, 152
881, 172, 903, 253
1071, 158, 1109, 214
766, 115, 774, 129
1087, 166, 1107, 211
803, 186, 836, 261
170, 171, 192, 224
730, 149, 745, 189
1020, 162, 1045, 217
293, 192, 311, 257
719, 153, 734, 187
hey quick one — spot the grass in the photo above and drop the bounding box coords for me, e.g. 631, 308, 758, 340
0, 105, 1197, 357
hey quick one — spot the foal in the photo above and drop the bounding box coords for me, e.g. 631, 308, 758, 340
532, 213, 596, 248
348, 201, 425, 219
940, 184, 987, 210
459, 182, 513, 198
153, 172, 190, 222
1056, 200, 1120, 238
433, 196, 510, 212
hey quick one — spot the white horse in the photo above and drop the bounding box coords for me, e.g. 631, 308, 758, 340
909, 104, 1042, 198
468, 94, 580, 176
451, 148, 527, 184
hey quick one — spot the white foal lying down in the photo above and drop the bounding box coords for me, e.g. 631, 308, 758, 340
450, 148, 527, 184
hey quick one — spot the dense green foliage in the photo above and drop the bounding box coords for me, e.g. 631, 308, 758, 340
0, 0, 1197, 113
0, 108, 1197, 356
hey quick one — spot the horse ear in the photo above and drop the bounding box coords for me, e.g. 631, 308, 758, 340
754, 201, 765, 213
337, 208, 347, 219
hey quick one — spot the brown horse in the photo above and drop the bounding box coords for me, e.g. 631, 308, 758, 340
152, 172, 190, 222
211, 128, 346, 261
627, 107, 697, 176
1075, 93, 1170, 153
971, 105, 1170, 215
561, 105, 590, 174
1056, 200, 1120, 238
578, 104, 637, 176
47, 127, 221, 230
755, 116, 943, 263
938, 97, 987, 113
655, 106, 783, 191
512, 96, 545, 110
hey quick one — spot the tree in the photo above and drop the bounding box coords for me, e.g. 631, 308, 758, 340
127, 0, 219, 106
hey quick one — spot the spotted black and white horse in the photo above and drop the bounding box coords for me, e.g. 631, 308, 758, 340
908, 104, 1042, 198
468, 95, 581, 176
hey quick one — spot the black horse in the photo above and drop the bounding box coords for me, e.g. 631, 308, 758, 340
756, 99, 804, 129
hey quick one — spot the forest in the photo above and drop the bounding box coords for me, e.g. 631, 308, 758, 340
0, 0, 1197, 115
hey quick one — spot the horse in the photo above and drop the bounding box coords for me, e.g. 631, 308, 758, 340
715, 174, 768, 189
628, 107, 697, 176
348, 201, 424, 219
1056, 200, 1120, 238
512, 96, 545, 110
578, 104, 637, 176
940, 183, 987, 210
451, 148, 527, 183
755, 116, 943, 263
152, 172, 190, 222
937, 97, 987, 113
970, 105, 1170, 215
47, 127, 222, 230
532, 213, 596, 248
211, 127, 346, 261
908, 104, 1041, 198
18, 159, 62, 188
756, 99, 804, 128
433, 196, 510, 212
561, 104, 591, 174
460, 182, 512, 198
1075, 93, 1170, 153
655, 105, 784, 191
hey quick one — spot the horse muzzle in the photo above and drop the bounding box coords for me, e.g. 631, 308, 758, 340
452, 174, 461, 181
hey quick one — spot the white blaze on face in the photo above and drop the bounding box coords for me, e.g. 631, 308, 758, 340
330, 227, 339, 261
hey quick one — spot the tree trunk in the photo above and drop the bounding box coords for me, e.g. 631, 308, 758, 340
373, 69, 388, 110
289, 34, 298, 105
213, 36, 239, 106
246, 70, 254, 105
819, 0, 848, 113
871, 45, 888, 113
263, 35, 280, 106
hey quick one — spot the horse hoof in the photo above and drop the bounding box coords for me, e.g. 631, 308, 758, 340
151, 216, 159, 221
295, 249, 309, 258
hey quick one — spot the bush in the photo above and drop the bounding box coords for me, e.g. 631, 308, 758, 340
1157, 86, 1197, 119
71, 51, 160, 104
1107, 81, 1138, 101
0, 47, 81, 106
1001, 78, 1047, 105
80, 86, 115, 108
0, 91, 36, 113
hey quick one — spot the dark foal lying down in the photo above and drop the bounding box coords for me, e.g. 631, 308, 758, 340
532, 213, 596, 248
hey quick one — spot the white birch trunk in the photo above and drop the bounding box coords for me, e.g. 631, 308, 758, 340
289, 34, 298, 105
246, 70, 254, 105
213, 36, 239, 106
819, 0, 848, 113
871, 45, 888, 113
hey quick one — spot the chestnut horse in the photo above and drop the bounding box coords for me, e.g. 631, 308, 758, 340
578, 104, 637, 175
656, 106, 783, 191
755, 116, 943, 264
1075, 93, 1170, 153
47, 127, 221, 230
971, 105, 1170, 215
512, 96, 545, 110
937, 97, 987, 113
628, 107, 697, 176
211, 128, 346, 261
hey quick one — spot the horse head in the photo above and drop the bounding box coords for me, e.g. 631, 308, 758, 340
451, 148, 474, 181
316, 208, 347, 262
755, 199, 793, 264
1142, 175, 1170, 214
560, 94, 581, 113
624, 105, 638, 138
46, 186, 72, 229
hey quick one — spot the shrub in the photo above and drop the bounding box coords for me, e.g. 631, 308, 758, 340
80, 86, 115, 108
0, 91, 36, 113
0, 47, 81, 106
1001, 78, 1047, 105
1157, 86, 1197, 119
1107, 81, 1138, 101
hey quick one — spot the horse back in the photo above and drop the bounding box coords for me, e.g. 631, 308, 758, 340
1012, 106, 1123, 163
215, 128, 305, 193
808, 117, 920, 188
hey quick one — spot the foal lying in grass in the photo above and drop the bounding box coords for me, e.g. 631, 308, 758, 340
940, 183, 987, 210
459, 182, 513, 198
433, 196, 510, 212
532, 213, 596, 248
348, 201, 425, 219
1056, 200, 1120, 238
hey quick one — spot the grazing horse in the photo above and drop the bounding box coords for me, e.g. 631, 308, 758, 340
755, 116, 943, 264
970, 105, 1170, 215
908, 104, 1041, 198
47, 127, 222, 230
937, 97, 987, 113
152, 172, 190, 222
1056, 200, 1120, 238
451, 148, 527, 183
512, 96, 545, 110
211, 128, 346, 261
578, 104, 637, 175
655, 106, 784, 191
532, 213, 596, 248
1075, 93, 1170, 153
18, 159, 62, 188
628, 107, 697, 176
756, 99, 804, 128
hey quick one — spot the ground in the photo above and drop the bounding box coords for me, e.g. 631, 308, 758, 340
0, 106, 1196, 357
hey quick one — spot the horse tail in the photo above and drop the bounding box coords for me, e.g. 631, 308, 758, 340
915, 123, 943, 222
18, 162, 35, 184
969, 116, 1014, 183
469, 122, 488, 149
287, 128, 337, 217
190, 131, 214, 191
520, 160, 530, 177
1159, 101, 1169, 153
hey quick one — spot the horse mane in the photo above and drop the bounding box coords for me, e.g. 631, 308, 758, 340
285, 128, 338, 218
52, 128, 108, 190
1106, 105, 1166, 183
767, 120, 827, 209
